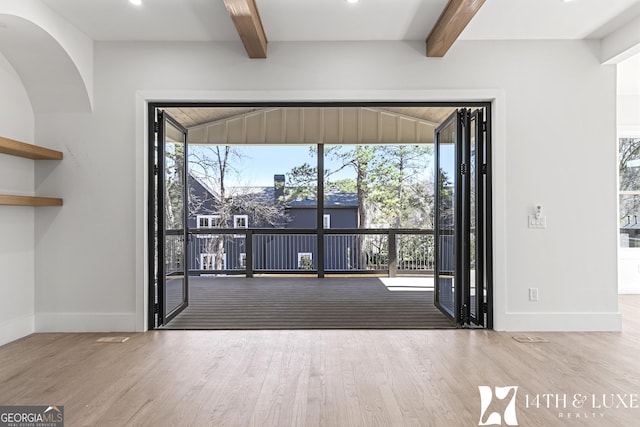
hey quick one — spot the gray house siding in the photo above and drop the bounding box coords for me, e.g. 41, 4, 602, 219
185, 175, 359, 272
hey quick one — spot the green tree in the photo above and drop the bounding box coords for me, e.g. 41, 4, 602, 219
369, 145, 433, 228
286, 144, 433, 269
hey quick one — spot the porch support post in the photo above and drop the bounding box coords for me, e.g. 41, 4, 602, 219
246, 229, 254, 278
388, 230, 397, 277
317, 144, 325, 278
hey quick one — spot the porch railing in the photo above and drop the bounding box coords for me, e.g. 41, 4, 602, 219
169, 228, 436, 277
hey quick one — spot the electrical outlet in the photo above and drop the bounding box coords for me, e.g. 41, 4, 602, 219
528, 215, 547, 228
529, 288, 539, 301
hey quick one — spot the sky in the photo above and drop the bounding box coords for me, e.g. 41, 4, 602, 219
189, 145, 316, 187
188, 144, 435, 188
236, 145, 316, 186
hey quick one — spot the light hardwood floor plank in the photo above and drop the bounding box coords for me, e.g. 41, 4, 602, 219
1, 297, 639, 426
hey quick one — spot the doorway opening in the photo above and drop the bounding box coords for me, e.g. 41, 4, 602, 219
148, 102, 493, 329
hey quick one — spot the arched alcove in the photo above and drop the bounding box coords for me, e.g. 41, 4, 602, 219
0, 14, 92, 113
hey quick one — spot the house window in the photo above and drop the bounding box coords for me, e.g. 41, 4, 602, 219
323, 214, 331, 229
234, 215, 248, 238
200, 253, 226, 270
297, 252, 313, 270
234, 215, 248, 228
197, 215, 221, 228
200, 254, 213, 270
196, 215, 221, 238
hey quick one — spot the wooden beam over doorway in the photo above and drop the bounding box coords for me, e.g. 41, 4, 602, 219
223, 0, 268, 58
426, 0, 485, 57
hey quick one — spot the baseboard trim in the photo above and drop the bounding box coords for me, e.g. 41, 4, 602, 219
499, 312, 622, 332
35, 313, 137, 333
0, 315, 35, 346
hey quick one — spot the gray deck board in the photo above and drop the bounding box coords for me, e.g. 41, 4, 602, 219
164, 276, 455, 329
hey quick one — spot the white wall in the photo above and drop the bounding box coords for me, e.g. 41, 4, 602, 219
31, 39, 620, 332
0, 52, 36, 346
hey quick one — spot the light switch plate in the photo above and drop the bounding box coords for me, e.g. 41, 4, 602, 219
528, 215, 546, 228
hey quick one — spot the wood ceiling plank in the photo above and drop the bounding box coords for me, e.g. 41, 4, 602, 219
426, 0, 486, 57
223, 0, 268, 59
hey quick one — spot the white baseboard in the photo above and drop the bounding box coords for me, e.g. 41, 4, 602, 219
0, 315, 35, 346
35, 313, 137, 333
497, 312, 622, 332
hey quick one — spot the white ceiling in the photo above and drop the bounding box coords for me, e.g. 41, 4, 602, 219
38, 0, 640, 43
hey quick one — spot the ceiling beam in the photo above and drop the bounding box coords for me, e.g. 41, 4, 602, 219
426, 0, 485, 57
223, 0, 268, 58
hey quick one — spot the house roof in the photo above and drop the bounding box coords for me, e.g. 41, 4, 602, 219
289, 193, 358, 208
188, 173, 358, 208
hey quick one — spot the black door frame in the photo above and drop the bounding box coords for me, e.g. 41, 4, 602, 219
467, 108, 486, 326
147, 101, 493, 329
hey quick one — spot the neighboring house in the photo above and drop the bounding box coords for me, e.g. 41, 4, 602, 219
186, 173, 359, 272
621, 214, 640, 248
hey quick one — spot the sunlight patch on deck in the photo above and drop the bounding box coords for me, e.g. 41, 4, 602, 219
380, 277, 434, 291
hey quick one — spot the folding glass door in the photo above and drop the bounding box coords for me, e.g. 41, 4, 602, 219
434, 108, 490, 327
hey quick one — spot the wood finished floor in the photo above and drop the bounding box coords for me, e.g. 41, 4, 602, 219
0, 296, 639, 426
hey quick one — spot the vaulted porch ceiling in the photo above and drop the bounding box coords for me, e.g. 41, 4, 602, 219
165, 106, 457, 130
163, 106, 460, 145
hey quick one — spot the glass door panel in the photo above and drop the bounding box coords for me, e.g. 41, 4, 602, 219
468, 109, 485, 326
159, 111, 189, 324
434, 111, 459, 320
